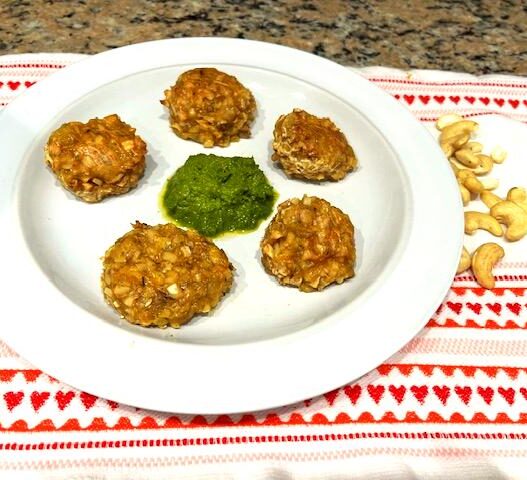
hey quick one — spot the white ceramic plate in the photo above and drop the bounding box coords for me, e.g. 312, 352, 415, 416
0, 38, 463, 414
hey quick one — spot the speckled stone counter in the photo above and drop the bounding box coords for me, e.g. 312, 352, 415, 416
0, 0, 526, 75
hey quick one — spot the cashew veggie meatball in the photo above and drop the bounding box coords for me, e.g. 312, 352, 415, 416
272, 109, 357, 181
102, 222, 234, 328
45, 114, 147, 203
260, 196, 355, 292
161, 68, 256, 147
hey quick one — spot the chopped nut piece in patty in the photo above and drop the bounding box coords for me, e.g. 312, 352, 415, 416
45, 114, 147, 203
101, 222, 234, 328
161, 68, 256, 147
260, 195, 356, 292
272, 109, 357, 181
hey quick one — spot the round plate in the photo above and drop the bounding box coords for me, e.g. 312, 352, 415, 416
0, 38, 463, 414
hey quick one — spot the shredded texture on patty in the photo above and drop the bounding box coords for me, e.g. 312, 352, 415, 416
102, 222, 234, 328
45, 114, 147, 203
261, 195, 356, 292
161, 68, 256, 147
272, 109, 357, 181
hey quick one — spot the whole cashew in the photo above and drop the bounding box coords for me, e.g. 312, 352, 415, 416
436, 113, 463, 131
457, 170, 484, 194
464, 211, 503, 236
466, 142, 483, 153
440, 120, 479, 141
456, 246, 471, 274
480, 190, 502, 209
507, 187, 527, 213
441, 133, 469, 157
452, 134, 470, 150
465, 177, 484, 194
471, 242, 504, 289
473, 155, 494, 176
490, 200, 527, 241
457, 169, 476, 182
439, 121, 476, 157
455, 148, 480, 168
450, 157, 466, 171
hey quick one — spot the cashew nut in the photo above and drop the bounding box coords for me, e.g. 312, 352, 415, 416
506, 187, 527, 213
471, 243, 504, 289
457, 246, 471, 274
436, 113, 464, 131
455, 148, 480, 168
480, 190, 502, 209
464, 211, 503, 236
473, 154, 494, 176
457, 170, 475, 182
440, 140, 455, 158
439, 121, 476, 157
465, 177, 484, 194
457, 170, 484, 194
490, 200, 527, 241
479, 177, 499, 191
490, 146, 507, 164
450, 157, 466, 171
466, 142, 483, 153
441, 120, 479, 141
452, 134, 470, 149
441, 133, 469, 157
433, 116, 524, 288
459, 184, 470, 205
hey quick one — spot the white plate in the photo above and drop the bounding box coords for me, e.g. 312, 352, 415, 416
0, 38, 463, 414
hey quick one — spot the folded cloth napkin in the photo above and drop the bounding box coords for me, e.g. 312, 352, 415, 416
1, 53, 527, 480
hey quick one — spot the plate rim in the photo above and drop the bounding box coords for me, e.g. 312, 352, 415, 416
0, 38, 463, 414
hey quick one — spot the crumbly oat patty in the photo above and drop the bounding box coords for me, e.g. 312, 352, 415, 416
272, 109, 357, 181
260, 196, 355, 292
45, 114, 147, 203
161, 68, 256, 147
101, 222, 234, 328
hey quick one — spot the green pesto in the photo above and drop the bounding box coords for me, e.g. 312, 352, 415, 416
161, 154, 277, 238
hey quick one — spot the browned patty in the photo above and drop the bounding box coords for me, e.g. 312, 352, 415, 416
272, 109, 357, 181
261, 196, 356, 292
161, 67, 256, 147
45, 114, 147, 203
101, 222, 234, 328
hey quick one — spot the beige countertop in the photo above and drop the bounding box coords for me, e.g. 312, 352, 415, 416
0, 0, 525, 75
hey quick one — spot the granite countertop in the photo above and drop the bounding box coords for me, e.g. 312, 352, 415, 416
0, 0, 526, 75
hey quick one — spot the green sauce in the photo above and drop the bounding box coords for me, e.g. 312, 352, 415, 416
161, 154, 277, 237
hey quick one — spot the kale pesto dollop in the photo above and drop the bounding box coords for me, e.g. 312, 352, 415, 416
161, 154, 277, 237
